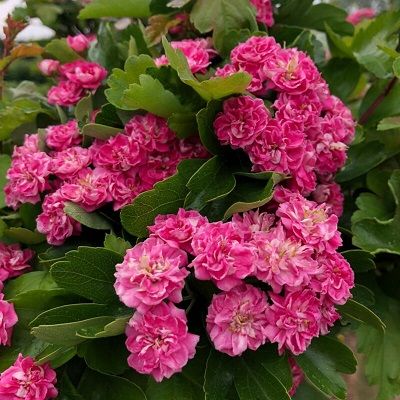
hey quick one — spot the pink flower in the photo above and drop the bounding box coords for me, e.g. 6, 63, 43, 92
0, 242, 34, 282
125, 302, 199, 382
66, 34, 96, 52
254, 224, 318, 292
12, 134, 39, 159
38, 59, 60, 76
250, 0, 274, 26
47, 81, 85, 107
288, 358, 304, 396
264, 48, 320, 95
264, 289, 321, 355
92, 133, 144, 171
46, 120, 81, 151
114, 237, 189, 311
0, 294, 18, 346
191, 222, 255, 291
60, 60, 107, 90
311, 182, 344, 217
149, 208, 208, 253
277, 195, 342, 253
310, 252, 354, 305
124, 113, 176, 153
206, 284, 269, 356
108, 170, 141, 211
155, 38, 216, 74
346, 8, 376, 25
230, 36, 280, 93
319, 296, 340, 335
232, 210, 275, 241
215, 63, 237, 79
0, 354, 58, 399
5, 152, 51, 209
248, 119, 305, 174
178, 137, 209, 159
51, 146, 91, 180
214, 96, 270, 148
37, 190, 82, 246
60, 168, 110, 212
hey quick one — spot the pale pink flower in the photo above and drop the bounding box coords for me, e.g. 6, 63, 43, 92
60, 60, 107, 90
232, 209, 275, 241
149, 208, 208, 253
66, 34, 96, 52
125, 302, 199, 382
214, 96, 270, 148
155, 38, 216, 74
47, 81, 85, 106
0, 354, 58, 399
0, 294, 18, 346
254, 224, 318, 292
288, 358, 304, 396
51, 146, 91, 180
310, 252, 354, 305
250, 0, 274, 26
37, 190, 82, 246
46, 120, 81, 151
346, 8, 376, 25
5, 152, 51, 209
277, 195, 341, 253
38, 59, 60, 76
206, 284, 269, 356
114, 237, 189, 311
264, 289, 321, 355
0, 242, 34, 282
311, 182, 344, 217
319, 296, 340, 335
191, 222, 255, 291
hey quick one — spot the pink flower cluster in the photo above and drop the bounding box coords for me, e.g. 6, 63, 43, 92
155, 38, 217, 73
44, 58, 107, 107
214, 36, 355, 200
250, 0, 274, 26
0, 354, 58, 399
346, 8, 376, 25
6, 114, 207, 245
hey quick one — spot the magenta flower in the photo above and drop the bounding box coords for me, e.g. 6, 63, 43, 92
288, 358, 304, 396
37, 59, 60, 76
206, 284, 269, 356
66, 33, 96, 52
264, 289, 321, 355
250, 0, 274, 26
114, 237, 189, 311
47, 81, 85, 107
108, 170, 142, 211
232, 210, 275, 241
0, 294, 18, 346
0, 242, 34, 282
311, 182, 344, 217
346, 8, 376, 25
0, 354, 58, 399
319, 295, 341, 335
125, 303, 199, 382
60, 60, 107, 90
45, 120, 81, 151
51, 147, 91, 180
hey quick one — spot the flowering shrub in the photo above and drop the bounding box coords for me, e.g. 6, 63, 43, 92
0, 1, 399, 399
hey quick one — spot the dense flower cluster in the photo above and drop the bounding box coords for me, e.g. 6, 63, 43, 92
5, 115, 208, 245
214, 36, 355, 201
116, 191, 354, 379
250, 0, 274, 26
0, 354, 58, 399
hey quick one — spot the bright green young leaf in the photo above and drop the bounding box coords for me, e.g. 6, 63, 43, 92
81, 123, 122, 139
0, 154, 11, 208
64, 202, 113, 230
296, 336, 357, 400
162, 37, 251, 101
44, 39, 82, 63
104, 233, 131, 256
121, 158, 206, 237
51, 247, 123, 304
377, 116, 400, 131
79, 0, 151, 19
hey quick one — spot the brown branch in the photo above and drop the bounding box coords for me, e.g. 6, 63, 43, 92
358, 77, 398, 126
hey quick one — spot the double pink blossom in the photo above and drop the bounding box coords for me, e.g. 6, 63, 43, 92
0, 294, 18, 346
232, 210, 275, 241
60, 60, 107, 90
346, 8, 376, 25
125, 302, 199, 381
289, 358, 304, 396
46, 120, 81, 151
47, 80, 85, 106
66, 33, 96, 52
0, 242, 34, 282
0, 354, 58, 399
311, 182, 344, 217
38, 59, 60, 76
114, 237, 189, 311
250, 0, 274, 26
206, 284, 269, 356
51, 146, 91, 180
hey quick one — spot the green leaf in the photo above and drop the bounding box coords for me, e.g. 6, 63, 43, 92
0, 154, 11, 208
293, 381, 330, 400
81, 123, 122, 140
352, 10, 400, 79
44, 39, 82, 63
121, 158, 206, 237
74, 95, 93, 125
51, 247, 123, 304
185, 156, 236, 211
168, 113, 197, 139
35, 344, 77, 369
341, 249, 375, 273
79, 0, 151, 19
64, 202, 113, 230
338, 299, 385, 331
146, 374, 198, 400
4, 227, 45, 245
78, 336, 130, 375
78, 369, 147, 400
377, 116, 400, 131
393, 57, 400, 78
104, 233, 131, 256
290, 30, 325, 65
105, 54, 156, 109
58, 373, 86, 400
162, 37, 252, 101
325, 23, 353, 58
296, 336, 357, 400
